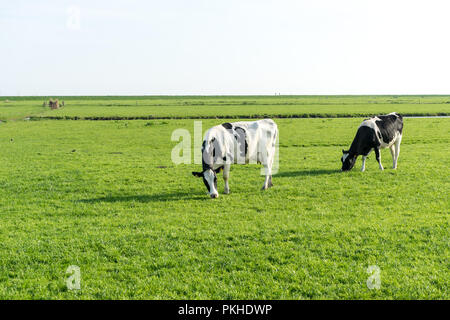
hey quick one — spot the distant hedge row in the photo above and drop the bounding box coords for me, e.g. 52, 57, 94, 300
29, 112, 450, 121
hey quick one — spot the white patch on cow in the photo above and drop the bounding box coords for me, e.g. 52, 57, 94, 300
360, 118, 380, 140
393, 133, 402, 169
361, 156, 367, 172
203, 169, 218, 198
342, 152, 349, 163
223, 164, 230, 194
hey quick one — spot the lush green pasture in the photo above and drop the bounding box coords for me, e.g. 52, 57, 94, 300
0, 117, 448, 299
1, 95, 450, 121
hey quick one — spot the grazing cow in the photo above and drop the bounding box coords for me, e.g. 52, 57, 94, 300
192, 119, 278, 198
341, 112, 403, 172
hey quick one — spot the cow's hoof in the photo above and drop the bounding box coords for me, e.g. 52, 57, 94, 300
224, 189, 230, 194
261, 186, 268, 191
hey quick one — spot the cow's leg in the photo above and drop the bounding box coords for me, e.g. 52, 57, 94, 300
390, 145, 396, 169
361, 156, 367, 172
262, 164, 272, 190
261, 149, 273, 190
374, 147, 383, 170
223, 164, 230, 194
264, 146, 275, 189
393, 135, 402, 169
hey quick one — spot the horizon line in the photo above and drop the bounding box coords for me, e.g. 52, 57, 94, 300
2, 93, 450, 98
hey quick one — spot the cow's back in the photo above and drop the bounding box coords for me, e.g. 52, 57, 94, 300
219, 119, 277, 164
359, 113, 403, 148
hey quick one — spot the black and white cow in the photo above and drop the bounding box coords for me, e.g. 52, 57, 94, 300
192, 119, 278, 198
341, 112, 403, 172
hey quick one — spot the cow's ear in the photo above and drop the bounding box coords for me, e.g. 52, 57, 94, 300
192, 171, 203, 177
342, 149, 348, 154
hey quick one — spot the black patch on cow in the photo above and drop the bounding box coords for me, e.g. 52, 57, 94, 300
222, 122, 233, 130
342, 126, 378, 171
375, 113, 403, 144
201, 140, 206, 152
352, 126, 379, 155
210, 138, 218, 158
234, 126, 248, 160
201, 138, 221, 171
202, 176, 210, 192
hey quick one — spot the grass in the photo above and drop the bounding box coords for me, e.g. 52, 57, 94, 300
0, 114, 448, 299
1, 95, 450, 121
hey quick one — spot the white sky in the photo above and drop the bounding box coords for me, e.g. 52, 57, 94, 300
1, 0, 450, 95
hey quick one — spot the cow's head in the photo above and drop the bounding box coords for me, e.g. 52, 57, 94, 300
192, 168, 220, 198
192, 138, 221, 198
341, 149, 356, 171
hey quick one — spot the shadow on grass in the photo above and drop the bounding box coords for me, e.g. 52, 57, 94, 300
275, 169, 340, 177
78, 191, 209, 203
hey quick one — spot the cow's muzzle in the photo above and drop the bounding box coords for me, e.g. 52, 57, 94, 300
210, 193, 219, 199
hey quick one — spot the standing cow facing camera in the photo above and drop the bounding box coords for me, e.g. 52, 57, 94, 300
341, 112, 403, 172
192, 119, 278, 198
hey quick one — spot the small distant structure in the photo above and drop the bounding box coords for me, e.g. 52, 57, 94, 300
49, 99, 59, 109
47, 98, 63, 110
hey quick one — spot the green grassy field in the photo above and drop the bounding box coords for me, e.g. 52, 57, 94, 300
1, 95, 450, 121
0, 97, 448, 299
